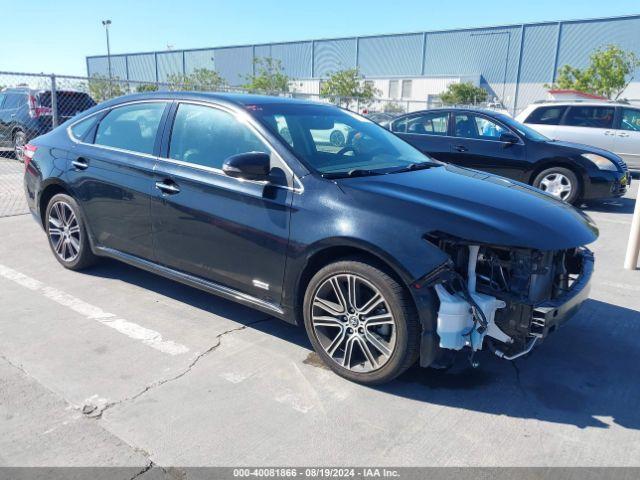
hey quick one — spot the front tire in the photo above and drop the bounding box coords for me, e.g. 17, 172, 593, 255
533, 166, 580, 204
45, 194, 98, 270
303, 258, 420, 385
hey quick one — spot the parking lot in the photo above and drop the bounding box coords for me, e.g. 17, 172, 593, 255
0, 154, 639, 472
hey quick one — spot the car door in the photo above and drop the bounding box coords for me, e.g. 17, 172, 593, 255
151, 101, 293, 304
614, 107, 640, 171
390, 111, 452, 161
446, 112, 528, 181
556, 105, 616, 151
67, 101, 170, 260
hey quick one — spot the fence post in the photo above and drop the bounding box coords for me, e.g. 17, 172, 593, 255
50, 74, 59, 128
624, 191, 640, 270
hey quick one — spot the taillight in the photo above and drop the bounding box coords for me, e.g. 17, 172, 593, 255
23, 144, 37, 168
28, 95, 52, 118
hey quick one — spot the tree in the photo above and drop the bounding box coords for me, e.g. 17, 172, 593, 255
320, 68, 380, 107
383, 102, 405, 113
166, 68, 227, 91
88, 75, 124, 102
439, 82, 488, 105
135, 83, 158, 93
243, 57, 290, 94
547, 45, 640, 100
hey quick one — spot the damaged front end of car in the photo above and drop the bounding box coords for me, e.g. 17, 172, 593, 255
414, 234, 594, 368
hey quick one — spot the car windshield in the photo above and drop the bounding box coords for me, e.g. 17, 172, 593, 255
497, 113, 550, 142
248, 103, 439, 177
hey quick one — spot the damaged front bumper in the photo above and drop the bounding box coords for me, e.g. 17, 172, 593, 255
414, 243, 594, 366
530, 248, 593, 338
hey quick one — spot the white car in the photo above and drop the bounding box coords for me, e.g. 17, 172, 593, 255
517, 102, 640, 171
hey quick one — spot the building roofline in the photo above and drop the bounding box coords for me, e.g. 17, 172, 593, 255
85, 13, 640, 59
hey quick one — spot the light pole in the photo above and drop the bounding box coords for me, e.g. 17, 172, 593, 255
102, 20, 112, 94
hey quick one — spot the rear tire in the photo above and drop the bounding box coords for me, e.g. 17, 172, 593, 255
13, 130, 26, 163
45, 193, 98, 270
303, 258, 420, 385
533, 166, 580, 204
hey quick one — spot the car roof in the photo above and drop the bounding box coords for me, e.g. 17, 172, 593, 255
394, 107, 506, 117
105, 91, 325, 108
529, 101, 625, 107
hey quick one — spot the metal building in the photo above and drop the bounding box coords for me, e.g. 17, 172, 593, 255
86, 14, 640, 113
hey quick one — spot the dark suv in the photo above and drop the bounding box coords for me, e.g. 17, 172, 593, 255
24, 93, 596, 385
0, 87, 95, 161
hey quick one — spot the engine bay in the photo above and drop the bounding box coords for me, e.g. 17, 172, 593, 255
425, 234, 590, 364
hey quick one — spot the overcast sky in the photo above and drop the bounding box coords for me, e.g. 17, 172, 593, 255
4, 0, 640, 76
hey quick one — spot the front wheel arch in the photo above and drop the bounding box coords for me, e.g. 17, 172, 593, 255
294, 245, 414, 327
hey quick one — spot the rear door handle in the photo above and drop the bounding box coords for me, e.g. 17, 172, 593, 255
604, 130, 616, 136
71, 158, 89, 170
454, 145, 468, 152
155, 180, 180, 195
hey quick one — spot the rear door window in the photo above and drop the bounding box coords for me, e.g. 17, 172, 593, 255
0, 93, 6, 109
525, 106, 567, 125
95, 102, 167, 155
391, 112, 449, 135
563, 106, 615, 129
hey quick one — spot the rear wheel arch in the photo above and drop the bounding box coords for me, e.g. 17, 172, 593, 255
39, 183, 71, 227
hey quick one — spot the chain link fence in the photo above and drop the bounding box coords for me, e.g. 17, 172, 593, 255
0, 70, 491, 218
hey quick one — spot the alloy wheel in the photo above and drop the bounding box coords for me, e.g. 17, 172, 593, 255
48, 201, 81, 262
539, 172, 572, 201
311, 273, 397, 373
13, 131, 26, 163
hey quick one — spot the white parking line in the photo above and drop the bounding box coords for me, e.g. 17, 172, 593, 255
600, 280, 640, 292
0, 264, 189, 356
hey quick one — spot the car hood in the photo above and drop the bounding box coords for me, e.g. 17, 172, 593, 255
544, 139, 625, 161
338, 164, 598, 250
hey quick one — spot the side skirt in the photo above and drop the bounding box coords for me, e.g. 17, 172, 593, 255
94, 246, 285, 318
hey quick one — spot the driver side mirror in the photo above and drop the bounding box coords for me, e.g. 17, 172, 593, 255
499, 132, 520, 144
222, 152, 271, 181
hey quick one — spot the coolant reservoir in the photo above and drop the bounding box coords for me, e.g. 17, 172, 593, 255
434, 285, 506, 351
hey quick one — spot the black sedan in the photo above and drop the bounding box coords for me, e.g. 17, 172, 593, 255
25, 93, 596, 384
388, 108, 631, 204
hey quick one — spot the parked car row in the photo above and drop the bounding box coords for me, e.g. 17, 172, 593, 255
0, 87, 96, 161
25, 92, 597, 384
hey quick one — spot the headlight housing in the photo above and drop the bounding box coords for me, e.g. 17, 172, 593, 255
582, 153, 618, 171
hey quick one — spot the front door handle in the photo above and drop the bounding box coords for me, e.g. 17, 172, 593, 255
618, 132, 630, 138
155, 180, 180, 195
454, 145, 468, 152
71, 158, 89, 170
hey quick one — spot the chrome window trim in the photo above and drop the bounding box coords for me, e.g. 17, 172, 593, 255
65, 98, 304, 193
393, 111, 525, 146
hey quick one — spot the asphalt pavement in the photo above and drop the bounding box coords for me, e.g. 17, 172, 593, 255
0, 158, 638, 474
